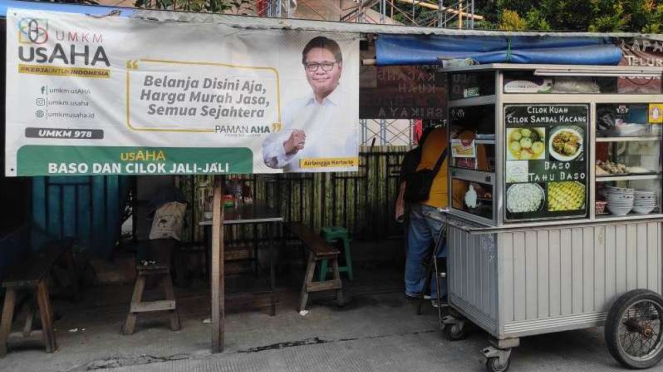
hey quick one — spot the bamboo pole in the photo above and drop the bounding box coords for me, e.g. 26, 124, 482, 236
211, 176, 225, 353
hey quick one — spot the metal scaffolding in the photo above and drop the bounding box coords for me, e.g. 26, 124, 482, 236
264, 0, 478, 28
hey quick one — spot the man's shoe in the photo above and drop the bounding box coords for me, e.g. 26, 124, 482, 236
405, 292, 422, 299
431, 297, 448, 308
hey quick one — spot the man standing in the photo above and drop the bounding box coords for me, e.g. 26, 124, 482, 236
404, 126, 449, 305
262, 36, 356, 172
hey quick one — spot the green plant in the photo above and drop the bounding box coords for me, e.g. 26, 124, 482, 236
134, 0, 254, 14
499, 9, 527, 30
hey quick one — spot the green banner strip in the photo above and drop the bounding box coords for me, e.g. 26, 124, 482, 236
17, 146, 254, 176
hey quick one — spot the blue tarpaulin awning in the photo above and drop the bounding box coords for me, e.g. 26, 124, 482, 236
376, 34, 624, 66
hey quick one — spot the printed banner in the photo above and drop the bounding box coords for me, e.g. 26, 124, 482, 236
5, 10, 360, 176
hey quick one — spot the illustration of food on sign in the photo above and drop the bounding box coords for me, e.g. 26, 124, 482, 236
548, 181, 585, 211
507, 183, 544, 213
550, 129, 582, 160
508, 128, 545, 160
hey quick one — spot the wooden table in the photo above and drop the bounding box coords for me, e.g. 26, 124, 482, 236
199, 201, 283, 352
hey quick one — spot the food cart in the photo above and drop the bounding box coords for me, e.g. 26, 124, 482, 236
441, 64, 663, 372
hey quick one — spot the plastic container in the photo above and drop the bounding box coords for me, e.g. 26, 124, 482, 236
595, 201, 608, 215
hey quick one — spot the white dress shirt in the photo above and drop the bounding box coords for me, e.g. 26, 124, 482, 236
262, 86, 357, 172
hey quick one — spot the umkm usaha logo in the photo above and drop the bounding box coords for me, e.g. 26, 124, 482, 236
18, 18, 49, 44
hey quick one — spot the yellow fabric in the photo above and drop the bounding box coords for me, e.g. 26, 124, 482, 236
416, 128, 448, 209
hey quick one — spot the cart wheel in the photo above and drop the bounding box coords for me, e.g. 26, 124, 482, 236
443, 322, 467, 341
485, 356, 510, 372
605, 289, 663, 369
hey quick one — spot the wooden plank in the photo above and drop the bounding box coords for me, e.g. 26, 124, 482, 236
307, 280, 343, 292
163, 275, 181, 331
123, 275, 145, 336
0, 288, 16, 357
36, 281, 56, 353
8, 330, 42, 339
537, 230, 549, 319
211, 177, 225, 353
130, 300, 176, 313
548, 229, 561, 317
285, 222, 339, 257
300, 253, 317, 312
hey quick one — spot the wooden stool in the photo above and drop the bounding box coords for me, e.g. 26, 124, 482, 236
300, 251, 344, 312
0, 280, 56, 357
122, 264, 180, 335
0, 240, 77, 357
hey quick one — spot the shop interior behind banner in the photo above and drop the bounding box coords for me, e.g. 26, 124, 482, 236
0, 19, 31, 278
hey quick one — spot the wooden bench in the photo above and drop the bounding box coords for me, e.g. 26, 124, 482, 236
284, 222, 343, 312
0, 239, 78, 357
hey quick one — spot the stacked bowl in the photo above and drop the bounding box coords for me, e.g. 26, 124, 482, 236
633, 190, 658, 215
606, 186, 634, 216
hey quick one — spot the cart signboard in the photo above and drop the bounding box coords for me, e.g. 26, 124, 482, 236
5, 9, 360, 176
504, 104, 589, 221
618, 38, 663, 94
359, 65, 447, 119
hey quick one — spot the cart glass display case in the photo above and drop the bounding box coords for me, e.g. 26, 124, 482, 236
448, 72, 497, 224
502, 70, 662, 95
446, 64, 663, 226
595, 103, 662, 218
